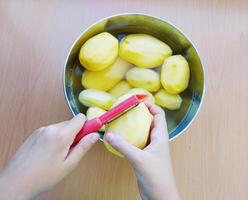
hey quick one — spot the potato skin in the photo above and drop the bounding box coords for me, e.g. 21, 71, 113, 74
161, 55, 190, 94
79, 32, 118, 71
126, 67, 161, 92
119, 34, 172, 68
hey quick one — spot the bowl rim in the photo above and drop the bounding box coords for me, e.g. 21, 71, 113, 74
63, 12, 206, 141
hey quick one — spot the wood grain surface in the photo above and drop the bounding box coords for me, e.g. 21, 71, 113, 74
0, 0, 248, 199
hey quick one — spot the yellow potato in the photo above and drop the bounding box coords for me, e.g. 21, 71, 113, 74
127, 88, 155, 104
104, 94, 153, 157
126, 67, 161, 92
108, 80, 132, 98
81, 58, 132, 91
86, 107, 106, 131
79, 32, 118, 71
161, 55, 190, 94
119, 34, 172, 68
78, 89, 115, 110
154, 89, 182, 110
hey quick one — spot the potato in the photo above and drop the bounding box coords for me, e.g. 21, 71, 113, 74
119, 34, 172, 68
78, 89, 115, 110
161, 55, 190, 94
104, 94, 153, 157
127, 88, 155, 104
82, 57, 132, 91
108, 80, 132, 98
86, 107, 106, 131
154, 89, 182, 110
126, 67, 161, 92
79, 32, 118, 71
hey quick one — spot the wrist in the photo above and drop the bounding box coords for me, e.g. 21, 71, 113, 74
135, 170, 180, 200
153, 181, 180, 200
0, 169, 37, 200
138, 180, 180, 200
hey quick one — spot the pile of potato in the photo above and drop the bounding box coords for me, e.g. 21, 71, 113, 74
77, 32, 190, 157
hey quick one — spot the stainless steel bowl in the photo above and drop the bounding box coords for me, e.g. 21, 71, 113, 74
63, 13, 205, 140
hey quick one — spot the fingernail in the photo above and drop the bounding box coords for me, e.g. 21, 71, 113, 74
106, 133, 114, 143
76, 113, 85, 119
90, 134, 99, 142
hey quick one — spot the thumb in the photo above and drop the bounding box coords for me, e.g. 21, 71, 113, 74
65, 133, 99, 166
105, 133, 141, 162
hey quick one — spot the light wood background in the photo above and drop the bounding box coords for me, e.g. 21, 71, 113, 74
0, 0, 248, 199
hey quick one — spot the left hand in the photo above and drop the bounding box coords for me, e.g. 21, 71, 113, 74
0, 114, 99, 200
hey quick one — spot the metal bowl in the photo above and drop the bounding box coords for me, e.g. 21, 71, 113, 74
63, 13, 205, 140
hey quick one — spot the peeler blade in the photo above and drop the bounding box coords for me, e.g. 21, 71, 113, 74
136, 94, 149, 101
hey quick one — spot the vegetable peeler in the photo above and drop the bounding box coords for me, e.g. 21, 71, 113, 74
71, 94, 148, 147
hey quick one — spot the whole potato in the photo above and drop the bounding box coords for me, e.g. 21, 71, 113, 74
79, 32, 118, 71
127, 88, 155, 104
108, 80, 132, 98
104, 94, 153, 157
161, 55, 190, 94
78, 89, 115, 110
86, 107, 106, 131
119, 34, 172, 68
82, 57, 132, 91
126, 67, 161, 92
154, 89, 182, 110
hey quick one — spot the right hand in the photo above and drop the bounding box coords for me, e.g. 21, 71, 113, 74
105, 102, 180, 200
0, 114, 99, 200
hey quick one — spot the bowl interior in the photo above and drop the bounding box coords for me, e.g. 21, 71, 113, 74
64, 14, 204, 140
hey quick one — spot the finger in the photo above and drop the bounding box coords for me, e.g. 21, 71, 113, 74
144, 101, 166, 127
144, 101, 165, 116
105, 133, 141, 162
40, 121, 69, 142
144, 102, 168, 141
65, 133, 99, 165
60, 114, 86, 144
53, 121, 69, 127
149, 126, 169, 143
44, 121, 69, 133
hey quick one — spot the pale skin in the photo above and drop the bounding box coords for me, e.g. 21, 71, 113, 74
0, 103, 179, 200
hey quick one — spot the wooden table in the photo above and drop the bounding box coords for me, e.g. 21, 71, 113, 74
0, 1, 247, 199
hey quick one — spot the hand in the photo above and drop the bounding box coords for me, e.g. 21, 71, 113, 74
0, 114, 99, 200
105, 102, 180, 200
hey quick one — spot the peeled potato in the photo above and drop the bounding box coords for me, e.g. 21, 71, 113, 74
161, 55, 190, 94
126, 67, 161, 92
127, 88, 155, 104
86, 107, 106, 131
79, 32, 118, 71
119, 34, 172, 68
104, 94, 153, 157
154, 89, 182, 110
108, 80, 132, 98
82, 58, 132, 91
78, 89, 115, 110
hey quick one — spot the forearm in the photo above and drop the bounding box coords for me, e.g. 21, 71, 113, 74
138, 179, 179, 200
136, 170, 180, 200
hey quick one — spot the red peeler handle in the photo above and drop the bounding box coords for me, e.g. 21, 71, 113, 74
71, 118, 102, 147
70, 94, 148, 148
